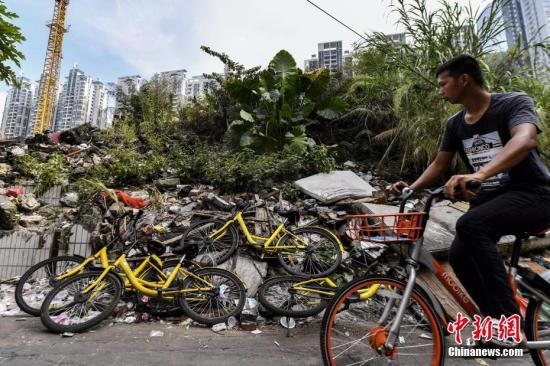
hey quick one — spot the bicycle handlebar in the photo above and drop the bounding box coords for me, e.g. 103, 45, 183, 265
399, 180, 482, 214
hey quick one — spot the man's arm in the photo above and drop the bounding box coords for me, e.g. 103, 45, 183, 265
444, 123, 538, 198
391, 151, 454, 193
476, 123, 537, 180
410, 151, 455, 190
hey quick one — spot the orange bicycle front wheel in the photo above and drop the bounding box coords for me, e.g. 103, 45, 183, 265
320, 275, 445, 366
526, 298, 550, 366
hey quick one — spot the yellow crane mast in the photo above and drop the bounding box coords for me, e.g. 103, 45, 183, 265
32, 0, 69, 134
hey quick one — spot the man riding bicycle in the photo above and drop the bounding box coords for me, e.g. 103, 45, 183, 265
391, 55, 550, 346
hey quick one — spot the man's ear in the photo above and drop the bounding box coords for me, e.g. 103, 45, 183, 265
460, 74, 470, 87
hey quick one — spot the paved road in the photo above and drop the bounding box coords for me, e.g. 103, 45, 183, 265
0, 317, 536, 366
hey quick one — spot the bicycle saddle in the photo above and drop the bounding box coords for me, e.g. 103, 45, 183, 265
515, 227, 550, 240
147, 240, 166, 256
171, 239, 200, 257
275, 207, 300, 225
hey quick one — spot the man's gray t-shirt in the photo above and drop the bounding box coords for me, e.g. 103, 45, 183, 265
440, 92, 550, 188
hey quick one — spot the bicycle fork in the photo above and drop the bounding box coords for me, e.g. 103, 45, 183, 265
377, 243, 423, 356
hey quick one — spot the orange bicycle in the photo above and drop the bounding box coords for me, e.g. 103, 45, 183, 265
320, 182, 550, 365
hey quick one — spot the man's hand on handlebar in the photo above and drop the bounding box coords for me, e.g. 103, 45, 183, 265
444, 174, 484, 201
389, 181, 409, 195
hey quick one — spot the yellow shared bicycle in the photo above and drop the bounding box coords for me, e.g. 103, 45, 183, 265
258, 275, 380, 318
39, 239, 246, 333
174, 201, 344, 277
15, 209, 153, 316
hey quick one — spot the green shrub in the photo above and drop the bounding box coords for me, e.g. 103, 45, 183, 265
12, 153, 70, 194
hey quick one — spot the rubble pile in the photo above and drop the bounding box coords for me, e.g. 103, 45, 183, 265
4, 125, 548, 334
0, 125, 388, 235
0, 125, 396, 331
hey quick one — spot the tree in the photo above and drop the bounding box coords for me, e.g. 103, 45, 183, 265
0, 1, 26, 86
223, 50, 347, 154
354, 0, 550, 172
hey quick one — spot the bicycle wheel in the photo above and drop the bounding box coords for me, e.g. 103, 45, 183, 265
179, 268, 246, 325
137, 259, 200, 317
15, 256, 87, 316
278, 227, 342, 277
177, 219, 239, 265
320, 275, 445, 366
258, 275, 328, 317
40, 271, 122, 333
525, 298, 550, 365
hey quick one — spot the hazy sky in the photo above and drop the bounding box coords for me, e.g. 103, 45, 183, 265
1, 0, 485, 95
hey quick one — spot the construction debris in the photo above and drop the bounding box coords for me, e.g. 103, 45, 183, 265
2, 123, 550, 336
294, 170, 377, 204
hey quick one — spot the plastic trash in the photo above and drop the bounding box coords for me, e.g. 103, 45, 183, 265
279, 317, 296, 329
226, 316, 237, 329
211, 323, 227, 332
149, 330, 164, 337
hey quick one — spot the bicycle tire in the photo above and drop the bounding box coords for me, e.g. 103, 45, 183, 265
258, 275, 328, 317
179, 268, 246, 325
320, 275, 445, 366
278, 227, 342, 277
15, 256, 87, 316
178, 219, 239, 265
525, 298, 550, 366
40, 270, 122, 333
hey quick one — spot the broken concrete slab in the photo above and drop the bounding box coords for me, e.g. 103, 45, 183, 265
156, 178, 180, 190
60, 192, 79, 208
9, 146, 26, 157
0, 164, 11, 178
19, 214, 44, 227
295, 170, 376, 204
0, 195, 18, 230
20, 194, 40, 212
203, 193, 232, 211
218, 255, 267, 296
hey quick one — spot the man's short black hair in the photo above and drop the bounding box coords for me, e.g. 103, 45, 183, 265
435, 55, 485, 86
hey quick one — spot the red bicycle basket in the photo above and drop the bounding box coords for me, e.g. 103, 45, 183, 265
345, 212, 427, 243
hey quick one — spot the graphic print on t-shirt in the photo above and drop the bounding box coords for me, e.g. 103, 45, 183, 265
462, 131, 509, 187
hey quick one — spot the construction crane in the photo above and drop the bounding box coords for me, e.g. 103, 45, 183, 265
32, 0, 69, 134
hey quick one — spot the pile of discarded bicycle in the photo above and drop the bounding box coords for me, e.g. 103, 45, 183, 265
15, 191, 344, 333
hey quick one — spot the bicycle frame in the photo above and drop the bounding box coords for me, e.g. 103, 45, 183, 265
81, 253, 214, 299
54, 246, 161, 291
383, 189, 550, 351
290, 277, 380, 301
210, 211, 345, 253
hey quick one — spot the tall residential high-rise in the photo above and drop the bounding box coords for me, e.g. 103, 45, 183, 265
184, 75, 219, 101
0, 93, 6, 131
103, 82, 116, 128
86, 80, 107, 128
501, 0, 528, 47
116, 75, 145, 112
116, 75, 145, 96
318, 41, 343, 72
53, 65, 93, 131
477, 1, 508, 52
1, 77, 36, 139
385, 33, 407, 44
519, 0, 550, 79
157, 69, 187, 109
304, 54, 319, 72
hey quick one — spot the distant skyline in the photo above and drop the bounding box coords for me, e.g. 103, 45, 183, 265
1, 0, 484, 94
